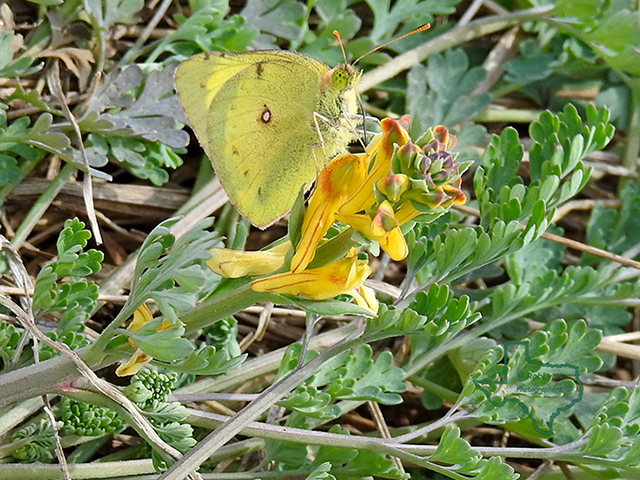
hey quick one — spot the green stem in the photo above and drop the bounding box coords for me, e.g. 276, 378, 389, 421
181, 281, 270, 334
473, 107, 545, 124
11, 163, 76, 249
408, 375, 459, 403
619, 90, 640, 193
0, 154, 43, 202
186, 409, 621, 470
157, 325, 367, 480
0, 459, 155, 479
358, 5, 555, 92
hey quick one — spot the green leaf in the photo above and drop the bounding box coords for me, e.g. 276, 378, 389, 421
125, 218, 220, 328
407, 49, 490, 140
128, 318, 194, 362
366, 0, 457, 44
82, 64, 190, 154
280, 295, 376, 317
305, 462, 336, 480
168, 345, 246, 376
240, 0, 307, 47
279, 345, 406, 421
32, 219, 102, 334
85, 0, 144, 29
0, 154, 21, 187
311, 426, 408, 479
475, 127, 523, 201
586, 182, 640, 259
465, 320, 602, 435
429, 425, 482, 469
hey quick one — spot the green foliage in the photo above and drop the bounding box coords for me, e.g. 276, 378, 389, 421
0, 322, 20, 371
278, 344, 406, 420
149, 1, 257, 60
124, 369, 196, 463
366, 0, 458, 45
575, 385, 640, 471
116, 218, 223, 365
240, 0, 307, 48
39, 331, 90, 361
476, 105, 612, 228
84, 0, 144, 30
400, 104, 611, 296
6, 418, 58, 462
59, 397, 125, 436
0, 2, 637, 479
79, 65, 188, 182
456, 320, 602, 437
399, 104, 613, 291
407, 49, 490, 133
586, 182, 640, 259
203, 317, 241, 358
0, 113, 69, 188
407, 49, 489, 163
165, 342, 247, 375
0, 30, 39, 78
552, 1, 640, 89
32, 218, 102, 334
424, 425, 518, 480
402, 285, 480, 364
496, 229, 640, 336
269, 425, 408, 479
314, 426, 408, 480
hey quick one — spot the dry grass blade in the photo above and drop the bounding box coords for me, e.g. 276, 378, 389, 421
46, 62, 102, 244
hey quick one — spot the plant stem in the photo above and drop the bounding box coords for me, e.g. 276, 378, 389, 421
10, 162, 76, 250
157, 324, 367, 480
619, 90, 640, 192
358, 6, 555, 92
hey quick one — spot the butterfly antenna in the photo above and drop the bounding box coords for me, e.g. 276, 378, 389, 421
333, 30, 349, 65
355, 90, 368, 146
353, 23, 430, 65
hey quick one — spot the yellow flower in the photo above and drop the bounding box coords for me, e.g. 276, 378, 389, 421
198, 117, 466, 314
339, 116, 412, 216
252, 248, 377, 312
292, 117, 413, 272
336, 202, 408, 261
116, 349, 152, 377
291, 155, 366, 273
116, 303, 173, 377
206, 241, 291, 278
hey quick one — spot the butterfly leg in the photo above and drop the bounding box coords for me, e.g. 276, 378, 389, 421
311, 112, 329, 174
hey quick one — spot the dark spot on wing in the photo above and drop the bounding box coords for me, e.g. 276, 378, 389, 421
260, 105, 271, 123
257, 187, 263, 197
203, 52, 211, 60
256, 62, 264, 77
243, 169, 249, 177
232, 147, 239, 156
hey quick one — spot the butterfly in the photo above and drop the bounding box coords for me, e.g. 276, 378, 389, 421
174, 49, 362, 228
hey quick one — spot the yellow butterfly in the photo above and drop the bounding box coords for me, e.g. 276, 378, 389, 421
174, 50, 362, 228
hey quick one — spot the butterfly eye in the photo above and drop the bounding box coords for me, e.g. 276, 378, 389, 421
330, 68, 350, 89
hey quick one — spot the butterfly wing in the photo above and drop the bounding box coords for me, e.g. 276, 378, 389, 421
175, 51, 328, 228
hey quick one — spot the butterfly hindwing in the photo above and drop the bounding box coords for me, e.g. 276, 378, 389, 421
208, 58, 325, 227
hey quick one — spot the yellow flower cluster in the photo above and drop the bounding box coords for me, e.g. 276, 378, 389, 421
206, 117, 466, 312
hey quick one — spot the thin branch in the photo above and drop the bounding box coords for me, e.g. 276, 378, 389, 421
454, 204, 640, 271
47, 62, 102, 244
